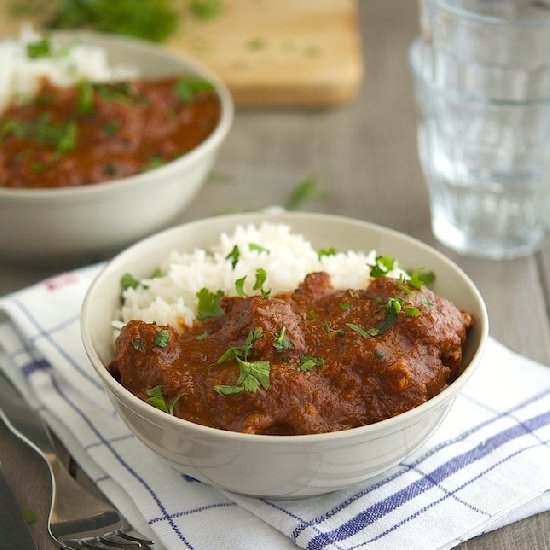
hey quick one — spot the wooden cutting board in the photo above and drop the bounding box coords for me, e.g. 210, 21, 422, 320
0, 0, 363, 107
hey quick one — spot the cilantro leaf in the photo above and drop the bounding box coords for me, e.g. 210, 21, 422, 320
298, 355, 325, 373
77, 80, 94, 114
132, 337, 145, 351
146, 385, 180, 414
404, 306, 420, 317
323, 320, 345, 336
420, 297, 434, 307
195, 330, 209, 341
235, 276, 247, 297
225, 245, 240, 269
253, 268, 271, 298
346, 323, 379, 338
214, 384, 243, 395
103, 121, 120, 136
26, 38, 51, 59
339, 302, 352, 312
217, 327, 264, 364
248, 243, 270, 254
407, 269, 435, 290
273, 326, 293, 352
318, 247, 337, 260
153, 329, 170, 348
57, 121, 78, 153
369, 255, 396, 278
120, 273, 140, 302
196, 288, 225, 320
144, 155, 165, 171
236, 358, 270, 391
174, 77, 214, 103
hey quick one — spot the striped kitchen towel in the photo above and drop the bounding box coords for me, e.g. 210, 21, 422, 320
0, 265, 549, 550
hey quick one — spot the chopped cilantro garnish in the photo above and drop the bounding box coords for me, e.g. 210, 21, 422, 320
132, 337, 145, 351
195, 331, 209, 341
346, 323, 379, 338
420, 297, 434, 307
120, 273, 140, 302
103, 163, 117, 176
26, 38, 51, 59
217, 327, 263, 364
273, 326, 293, 352
298, 355, 325, 373
225, 244, 240, 269
407, 269, 435, 289
248, 243, 270, 254
214, 358, 270, 396
174, 77, 214, 103
144, 155, 165, 171
386, 297, 403, 315
57, 121, 78, 153
323, 320, 345, 336
339, 302, 352, 312
253, 268, 271, 298
76, 81, 94, 114
153, 329, 170, 348
102, 121, 120, 136
284, 176, 317, 210
235, 276, 247, 297
30, 162, 46, 173
146, 385, 180, 414
302, 309, 316, 321
318, 247, 337, 260
404, 306, 420, 317
369, 255, 396, 278
196, 288, 224, 320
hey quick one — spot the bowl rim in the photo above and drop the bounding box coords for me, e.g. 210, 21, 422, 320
0, 30, 234, 200
81, 211, 489, 444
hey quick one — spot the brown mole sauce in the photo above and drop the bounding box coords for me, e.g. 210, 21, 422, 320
110, 274, 473, 436
0, 77, 220, 188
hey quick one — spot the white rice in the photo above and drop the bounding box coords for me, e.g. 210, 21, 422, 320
119, 223, 407, 330
0, 27, 138, 112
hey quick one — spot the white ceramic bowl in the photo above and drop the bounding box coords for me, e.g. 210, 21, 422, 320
0, 32, 233, 263
81, 212, 488, 498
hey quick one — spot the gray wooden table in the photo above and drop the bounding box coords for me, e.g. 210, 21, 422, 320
1, 1, 549, 548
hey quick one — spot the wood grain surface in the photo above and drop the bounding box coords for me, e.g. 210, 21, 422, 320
0, 1, 549, 549
0, 0, 364, 106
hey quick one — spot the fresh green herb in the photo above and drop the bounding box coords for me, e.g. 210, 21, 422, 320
420, 297, 434, 307
375, 349, 385, 360
30, 162, 46, 173
397, 273, 412, 295
57, 121, 78, 153
94, 82, 136, 103
386, 297, 403, 315
120, 273, 140, 301
195, 331, 209, 341
132, 337, 145, 351
318, 247, 337, 260
407, 269, 435, 290
103, 163, 117, 176
235, 276, 247, 297
217, 327, 263, 364
174, 77, 214, 103
196, 288, 225, 320
369, 255, 396, 278
284, 176, 317, 210
248, 243, 270, 254
76, 80, 94, 114
153, 329, 170, 348
246, 37, 266, 50
253, 268, 271, 298
26, 38, 51, 59
0, 119, 26, 140
46, 0, 179, 43
21, 507, 36, 526
146, 385, 180, 414
214, 358, 270, 395
273, 326, 293, 352
339, 302, 352, 312
144, 155, 165, 171
225, 244, 240, 269
189, 0, 221, 19
346, 323, 379, 338
323, 320, 345, 336
404, 306, 420, 317
102, 121, 120, 136
301, 309, 316, 321
298, 355, 325, 373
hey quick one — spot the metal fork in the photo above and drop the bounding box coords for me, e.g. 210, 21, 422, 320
0, 371, 154, 549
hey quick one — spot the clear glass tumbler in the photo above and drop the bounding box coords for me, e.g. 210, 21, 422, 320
410, 39, 549, 258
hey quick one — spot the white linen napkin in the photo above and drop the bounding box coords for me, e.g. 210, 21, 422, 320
0, 265, 549, 550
